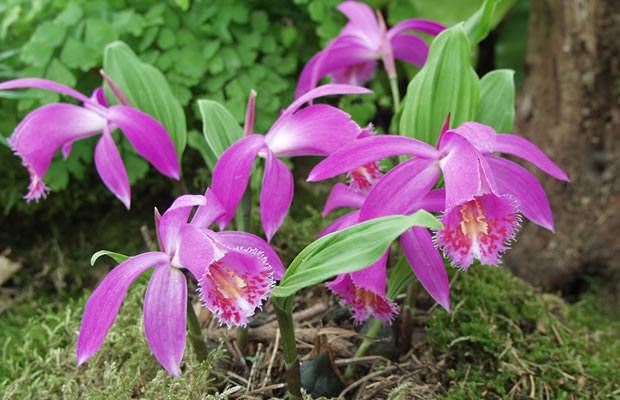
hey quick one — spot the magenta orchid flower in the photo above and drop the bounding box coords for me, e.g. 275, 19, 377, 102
309, 121, 569, 269
0, 78, 180, 208
320, 178, 449, 322
212, 84, 371, 241
77, 189, 284, 377
295, 1, 445, 98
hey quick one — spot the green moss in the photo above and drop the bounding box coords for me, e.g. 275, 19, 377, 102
425, 266, 620, 399
0, 278, 224, 399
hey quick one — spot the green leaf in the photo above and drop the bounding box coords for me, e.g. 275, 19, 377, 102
60, 37, 99, 71
157, 28, 177, 50
464, 0, 499, 47
55, 3, 83, 26
91, 250, 131, 266
174, 0, 190, 11
386, 255, 415, 300
85, 19, 118, 52
187, 130, 217, 169
46, 58, 76, 87
20, 41, 54, 68
31, 22, 67, 48
400, 24, 480, 146
197, 99, 243, 170
475, 69, 515, 133
272, 211, 442, 298
103, 41, 187, 162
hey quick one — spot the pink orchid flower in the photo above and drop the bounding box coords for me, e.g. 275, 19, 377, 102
308, 121, 569, 269
77, 189, 284, 377
0, 78, 180, 208
295, 1, 445, 98
211, 84, 371, 241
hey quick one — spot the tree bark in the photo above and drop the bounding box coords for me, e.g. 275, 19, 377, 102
506, 0, 620, 292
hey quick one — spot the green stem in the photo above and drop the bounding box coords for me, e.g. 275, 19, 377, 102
273, 296, 302, 399
234, 189, 252, 353
186, 300, 209, 362
389, 76, 401, 115
344, 318, 383, 378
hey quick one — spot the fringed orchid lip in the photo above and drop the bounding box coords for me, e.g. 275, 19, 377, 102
347, 160, 383, 193
327, 273, 398, 324
436, 194, 521, 269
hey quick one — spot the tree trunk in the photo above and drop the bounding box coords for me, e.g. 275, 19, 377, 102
506, 0, 620, 293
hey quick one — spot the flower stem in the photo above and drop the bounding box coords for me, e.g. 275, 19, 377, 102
343, 318, 383, 378
234, 188, 252, 353
186, 299, 209, 362
389, 76, 401, 115
273, 296, 302, 399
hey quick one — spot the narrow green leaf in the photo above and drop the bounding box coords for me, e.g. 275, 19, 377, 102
272, 211, 442, 298
103, 41, 187, 162
475, 69, 515, 133
91, 250, 130, 266
187, 130, 218, 169
386, 255, 415, 300
400, 24, 480, 146
464, 0, 500, 47
197, 99, 243, 169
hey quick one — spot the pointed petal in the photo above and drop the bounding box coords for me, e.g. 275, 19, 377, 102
144, 265, 187, 377
318, 210, 361, 238
390, 33, 429, 68
107, 105, 180, 180
308, 135, 439, 182
9, 103, 105, 179
243, 90, 257, 137
175, 224, 215, 279
360, 158, 440, 221
191, 188, 226, 229
159, 194, 207, 254
387, 19, 446, 39
337, 1, 381, 41
295, 43, 375, 99
214, 231, 286, 280
351, 252, 388, 296
90, 87, 108, 107
448, 122, 496, 154
199, 250, 274, 327
212, 134, 266, 229
260, 149, 294, 241
77, 251, 168, 366
94, 127, 131, 208
266, 104, 361, 157
494, 134, 569, 181
401, 227, 450, 312
439, 134, 483, 209
283, 83, 372, 120
0, 78, 95, 105
323, 183, 366, 217
487, 155, 556, 231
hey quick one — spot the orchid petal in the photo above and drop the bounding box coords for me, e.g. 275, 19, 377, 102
144, 265, 187, 378
323, 183, 366, 217
175, 224, 215, 279
159, 194, 207, 254
351, 252, 388, 296
199, 250, 273, 327
9, 103, 106, 179
401, 227, 450, 312
90, 87, 108, 107
412, 189, 446, 213
487, 155, 556, 231
0, 78, 95, 105
337, 1, 381, 42
214, 231, 286, 280
266, 104, 361, 157
295, 42, 376, 99
191, 188, 226, 229
283, 84, 372, 121
390, 33, 429, 68
439, 134, 483, 209
212, 134, 266, 229
387, 19, 446, 39
94, 126, 131, 209
360, 158, 440, 221
329, 61, 378, 87
107, 105, 180, 180
318, 210, 361, 238
260, 149, 294, 241
448, 122, 497, 154
77, 251, 168, 366
308, 135, 439, 182
494, 134, 569, 181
